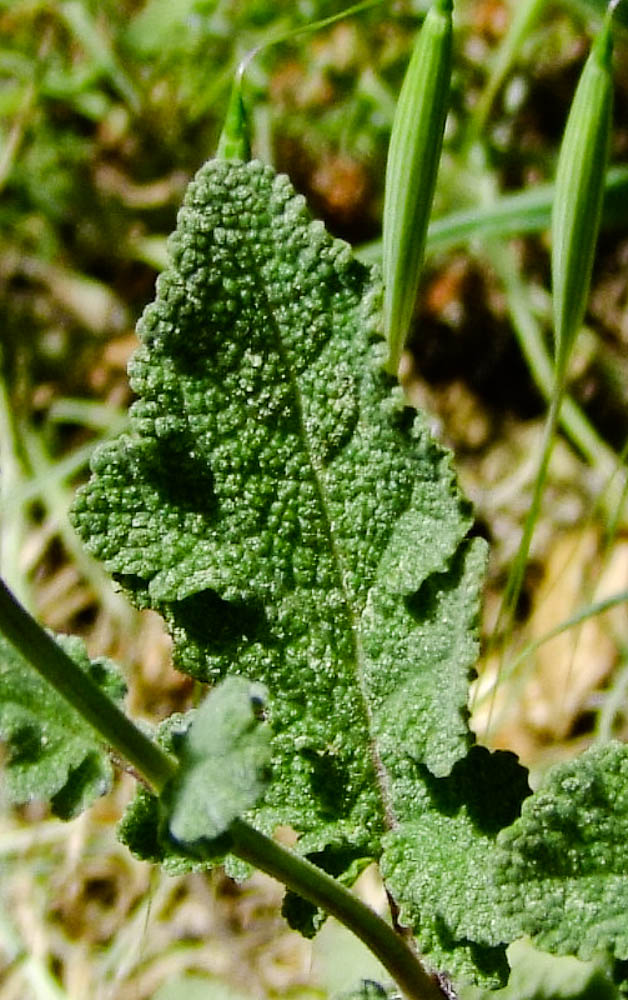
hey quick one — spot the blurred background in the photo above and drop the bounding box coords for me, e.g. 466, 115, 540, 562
1, 0, 628, 996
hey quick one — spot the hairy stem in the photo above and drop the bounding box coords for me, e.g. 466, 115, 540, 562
0, 578, 177, 793
229, 819, 444, 1000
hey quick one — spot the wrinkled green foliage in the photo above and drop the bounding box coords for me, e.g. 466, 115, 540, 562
70, 157, 502, 981
381, 746, 531, 989
118, 710, 204, 875
161, 676, 271, 853
465, 939, 618, 1000
495, 742, 628, 963
0, 632, 125, 818
9, 147, 628, 995
4, 135, 628, 996
3, 2, 628, 998
72, 157, 485, 845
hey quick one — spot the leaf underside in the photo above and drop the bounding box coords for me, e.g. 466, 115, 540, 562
71, 158, 508, 981
0, 633, 125, 818
495, 741, 628, 964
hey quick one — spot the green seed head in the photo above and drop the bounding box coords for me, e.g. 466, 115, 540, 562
216, 76, 251, 162
382, 0, 454, 376
551, 15, 614, 381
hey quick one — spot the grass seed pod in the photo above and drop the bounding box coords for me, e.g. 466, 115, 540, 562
552, 12, 614, 380
382, 0, 453, 376
216, 75, 251, 161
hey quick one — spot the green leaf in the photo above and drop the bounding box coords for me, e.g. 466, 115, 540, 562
495, 741, 628, 964
160, 676, 271, 853
381, 746, 531, 989
0, 632, 125, 818
72, 158, 485, 854
71, 157, 496, 983
465, 939, 619, 1000
118, 711, 208, 873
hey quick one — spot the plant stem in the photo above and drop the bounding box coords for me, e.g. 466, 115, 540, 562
229, 819, 443, 1000
0, 371, 30, 608
464, 0, 547, 147
0, 578, 443, 999
497, 386, 562, 635
0, 578, 177, 794
486, 240, 628, 523
474, 587, 628, 711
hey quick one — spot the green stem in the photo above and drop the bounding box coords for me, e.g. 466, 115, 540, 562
464, 0, 547, 148
0, 579, 443, 1000
0, 372, 29, 607
486, 240, 627, 522
498, 385, 562, 633
229, 819, 443, 1000
0, 578, 177, 793
474, 587, 628, 708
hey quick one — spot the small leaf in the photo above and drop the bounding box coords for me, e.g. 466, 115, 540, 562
118, 711, 208, 872
0, 632, 125, 818
159, 676, 271, 854
495, 741, 628, 963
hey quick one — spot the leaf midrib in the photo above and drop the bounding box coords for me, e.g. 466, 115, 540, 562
247, 234, 398, 836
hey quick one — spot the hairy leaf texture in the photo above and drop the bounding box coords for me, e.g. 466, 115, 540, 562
161, 677, 271, 854
381, 746, 531, 989
72, 158, 487, 912
495, 741, 628, 964
118, 710, 205, 874
0, 633, 125, 818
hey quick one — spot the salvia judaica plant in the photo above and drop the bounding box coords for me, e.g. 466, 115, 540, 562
2, 2, 628, 999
